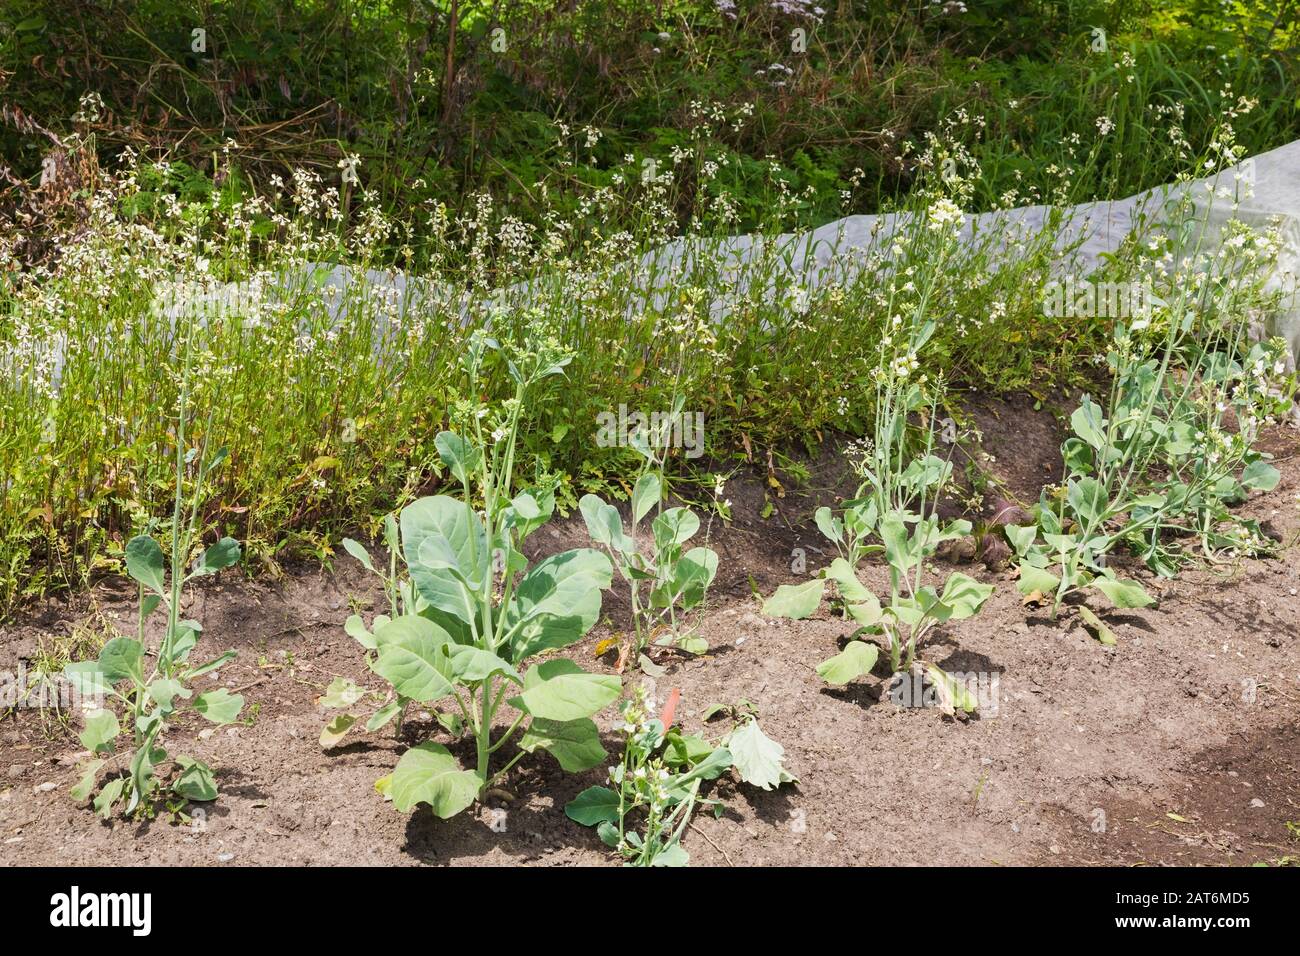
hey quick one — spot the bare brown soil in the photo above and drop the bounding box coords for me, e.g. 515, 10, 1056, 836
2, 399, 1297, 867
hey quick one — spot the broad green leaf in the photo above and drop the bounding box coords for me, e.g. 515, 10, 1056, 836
1004, 524, 1038, 556
565, 785, 621, 827
366, 699, 405, 732
665, 732, 714, 768
447, 646, 521, 684
506, 549, 613, 660
372, 615, 456, 703
1016, 562, 1061, 596
678, 635, 709, 655
651, 843, 690, 867
510, 660, 621, 722
170, 622, 202, 664
1240, 459, 1280, 492
814, 507, 844, 544
632, 472, 661, 525
596, 820, 621, 847
342, 538, 376, 573
890, 586, 942, 627
320, 713, 358, 748
321, 676, 365, 708
78, 709, 120, 754
1093, 576, 1154, 609
344, 614, 378, 650
879, 514, 917, 571
727, 720, 796, 791
518, 717, 606, 772
401, 495, 486, 621
816, 640, 879, 686
62, 661, 109, 699
93, 777, 126, 819
761, 579, 825, 619
389, 742, 480, 817
193, 537, 241, 576
846, 597, 883, 627
579, 494, 624, 549
937, 572, 995, 620
652, 508, 699, 550
435, 430, 482, 487
1067, 477, 1109, 526
1070, 396, 1107, 450
511, 492, 541, 521
124, 535, 166, 595
146, 678, 190, 712
1061, 437, 1095, 475
824, 557, 873, 604
98, 637, 144, 685
659, 546, 718, 611
70, 759, 104, 802
172, 756, 218, 801
193, 688, 245, 724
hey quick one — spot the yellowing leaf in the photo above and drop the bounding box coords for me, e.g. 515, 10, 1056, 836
1078, 606, 1117, 646
1021, 589, 1048, 607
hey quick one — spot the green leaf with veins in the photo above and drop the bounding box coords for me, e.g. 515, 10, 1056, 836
565, 785, 621, 826
389, 742, 480, 816
761, 579, 825, 619
193, 688, 245, 724
124, 535, 166, 595
816, 640, 879, 686
518, 717, 606, 772
509, 659, 621, 722
78, 709, 120, 754
371, 614, 457, 703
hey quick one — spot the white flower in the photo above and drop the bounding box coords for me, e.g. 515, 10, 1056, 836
926, 198, 964, 235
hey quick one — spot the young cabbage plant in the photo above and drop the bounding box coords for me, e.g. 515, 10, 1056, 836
1008, 316, 1293, 619
764, 453, 994, 709
339, 330, 621, 819
565, 686, 794, 866
580, 396, 719, 669
63, 444, 244, 817
580, 477, 718, 668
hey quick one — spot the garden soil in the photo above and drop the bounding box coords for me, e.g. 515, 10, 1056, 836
2, 398, 1297, 867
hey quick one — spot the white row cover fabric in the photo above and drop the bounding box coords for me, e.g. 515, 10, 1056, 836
269, 140, 1300, 368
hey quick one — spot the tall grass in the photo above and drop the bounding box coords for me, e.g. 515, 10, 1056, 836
0, 90, 1289, 615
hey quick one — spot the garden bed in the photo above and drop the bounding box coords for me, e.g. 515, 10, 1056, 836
3, 400, 1297, 867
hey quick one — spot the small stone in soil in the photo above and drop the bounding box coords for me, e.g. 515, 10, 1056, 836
1249, 798, 1265, 808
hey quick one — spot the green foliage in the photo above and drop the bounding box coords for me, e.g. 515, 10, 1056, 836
2, 2, 1295, 234
333, 329, 620, 817
564, 685, 793, 866
1008, 207, 1296, 618
61, 315, 243, 818
580, 397, 719, 665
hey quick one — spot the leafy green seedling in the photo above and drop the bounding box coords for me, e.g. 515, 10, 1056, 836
337, 329, 621, 818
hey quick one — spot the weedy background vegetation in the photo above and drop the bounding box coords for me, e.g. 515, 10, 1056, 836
0, 0, 1296, 613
